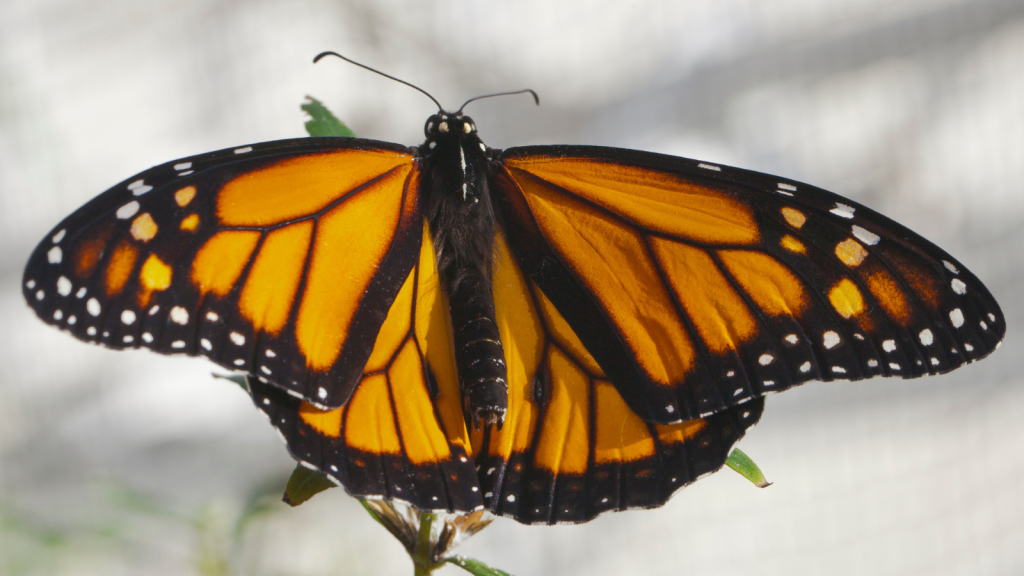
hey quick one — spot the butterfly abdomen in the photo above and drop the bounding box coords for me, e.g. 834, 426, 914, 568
419, 111, 508, 427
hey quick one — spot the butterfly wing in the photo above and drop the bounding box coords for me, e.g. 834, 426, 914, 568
469, 230, 763, 524
22, 137, 423, 409
491, 145, 1005, 425
248, 222, 483, 512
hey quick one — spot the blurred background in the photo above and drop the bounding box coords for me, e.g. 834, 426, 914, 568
1, 0, 1022, 574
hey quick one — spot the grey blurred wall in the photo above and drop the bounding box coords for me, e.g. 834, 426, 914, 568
1, 1, 1022, 574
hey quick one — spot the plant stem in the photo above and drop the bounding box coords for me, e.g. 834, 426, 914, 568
413, 511, 437, 575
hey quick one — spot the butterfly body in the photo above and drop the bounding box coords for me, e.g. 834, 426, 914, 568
418, 112, 508, 427
23, 105, 1004, 524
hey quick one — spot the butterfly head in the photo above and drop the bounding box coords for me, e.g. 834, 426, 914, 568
421, 112, 486, 156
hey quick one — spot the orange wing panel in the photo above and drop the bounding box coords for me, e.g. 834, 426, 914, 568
295, 165, 413, 371
505, 157, 758, 245
218, 150, 412, 226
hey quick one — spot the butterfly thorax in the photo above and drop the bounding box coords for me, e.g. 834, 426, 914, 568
417, 112, 508, 428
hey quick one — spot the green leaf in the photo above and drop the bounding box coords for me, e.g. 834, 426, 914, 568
212, 373, 250, 395
725, 448, 772, 488
281, 464, 336, 506
302, 96, 356, 138
445, 556, 513, 576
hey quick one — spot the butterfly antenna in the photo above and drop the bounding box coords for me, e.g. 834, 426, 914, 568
313, 51, 443, 112
458, 89, 540, 114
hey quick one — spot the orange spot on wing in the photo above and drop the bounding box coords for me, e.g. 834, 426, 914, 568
388, 340, 451, 464
191, 230, 261, 296
218, 150, 412, 226
719, 250, 808, 317
137, 253, 172, 305
239, 221, 313, 335
180, 214, 199, 231
865, 266, 911, 323
511, 167, 694, 387
829, 278, 864, 319
594, 380, 655, 463
299, 401, 344, 437
175, 186, 196, 207
105, 240, 138, 296
534, 348, 590, 474
295, 165, 414, 371
130, 213, 158, 242
506, 158, 759, 245
835, 238, 868, 267
781, 235, 806, 253
650, 238, 757, 354
344, 374, 401, 454
73, 223, 115, 279
654, 418, 706, 444
781, 207, 806, 229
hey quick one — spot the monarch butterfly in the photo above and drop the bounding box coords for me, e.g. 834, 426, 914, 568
22, 53, 1004, 525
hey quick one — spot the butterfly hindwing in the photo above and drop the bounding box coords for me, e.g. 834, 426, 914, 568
249, 222, 482, 512
469, 230, 763, 524
492, 145, 1004, 425
22, 137, 423, 409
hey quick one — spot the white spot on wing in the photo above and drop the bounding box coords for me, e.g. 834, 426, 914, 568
943, 260, 959, 274
206, 311, 219, 321
56, 276, 72, 296
507, 495, 515, 502
142, 332, 153, 343
919, 329, 934, 346
87, 298, 101, 316
830, 203, 855, 218
785, 334, 798, 344
87, 327, 97, 336
951, 279, 967, 294
832, 366, 846, 374
852, 225, 880, 245
174, 162, 192, 170
778, 183, 796, 191
867, 359, 878, 367
234, 147, 253, 154
26, 280, 35, 289
261, 366, 271, 375
121, 310, 136, 325
169, 306, 189, 325
116, 201, 140, 219
229, 332, 245, 345
132, 184, 153, 196
823, 331, 841, 349
201, 338, 212, 350
889, 362, 901, 370
171, 340, 185, 349
318, 387, 327, 399
149, 305, 159, 315
67, 315, 76, 325
47, 246, 62, 264
265, 349, 276, 358
233, 359, 245, 366
123, 335, 134, 343
759, 354, 774, 365
931, 357, 940, 366
53, 310, 63, 320
965, 343, 974, 352
52, 229, 66, 243
665, 405, 675, 413
697, 163, 721, 171
799, 361, 811, 373
35, 290, 44, 300
76, 287, 87, 298
882, 339, 896, 352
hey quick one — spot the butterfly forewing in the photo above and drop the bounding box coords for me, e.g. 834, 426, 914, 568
492, 145, 1005, 425
22, 137, 423, 409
